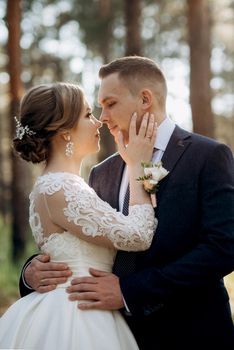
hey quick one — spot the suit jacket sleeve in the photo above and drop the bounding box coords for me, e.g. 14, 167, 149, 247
19, 254, 38, 297
120, 143, 234, 316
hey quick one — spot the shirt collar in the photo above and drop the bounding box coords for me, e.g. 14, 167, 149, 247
154, 116, 176, 151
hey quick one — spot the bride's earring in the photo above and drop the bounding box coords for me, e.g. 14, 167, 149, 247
65, 136, 74, 157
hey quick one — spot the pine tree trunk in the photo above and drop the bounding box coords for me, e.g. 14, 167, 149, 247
97, 0, 116, 161
0, 112, 4, 219
7, 0, 31, 261
187, 0, 214, 137
124, 0, 142, 56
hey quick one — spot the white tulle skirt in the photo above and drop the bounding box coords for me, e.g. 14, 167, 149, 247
0, 288, 139, 350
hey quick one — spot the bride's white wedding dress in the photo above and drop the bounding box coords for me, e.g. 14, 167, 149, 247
0, 172, 157, 350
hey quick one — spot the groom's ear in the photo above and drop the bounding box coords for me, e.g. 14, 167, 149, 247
140, 89, 153, 110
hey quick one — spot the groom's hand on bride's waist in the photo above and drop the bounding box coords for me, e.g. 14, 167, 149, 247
66, 268, 124, 310
24, 254, 72, 293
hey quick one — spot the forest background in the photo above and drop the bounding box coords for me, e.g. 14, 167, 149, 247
0, 0, 233, 317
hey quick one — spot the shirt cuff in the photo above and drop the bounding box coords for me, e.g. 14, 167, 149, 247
22, 260, 34, 290
122, 295, 132, 316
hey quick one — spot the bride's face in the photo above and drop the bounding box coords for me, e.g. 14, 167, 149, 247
71, 101, 102, 157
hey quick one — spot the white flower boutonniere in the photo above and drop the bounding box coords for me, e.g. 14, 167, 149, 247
137, 161, 169, 207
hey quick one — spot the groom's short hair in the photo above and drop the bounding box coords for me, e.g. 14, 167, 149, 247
99, 56, 167, 108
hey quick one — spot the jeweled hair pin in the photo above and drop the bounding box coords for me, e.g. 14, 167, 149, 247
14, 116, 36, 140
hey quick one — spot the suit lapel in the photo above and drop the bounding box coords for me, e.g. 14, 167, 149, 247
107, 154, 125, 211
102, 126, 191, 209
161, 126, 191, 171
157, 126, 192, 199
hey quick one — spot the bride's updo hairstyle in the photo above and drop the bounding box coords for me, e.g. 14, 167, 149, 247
13, 82, 84, 164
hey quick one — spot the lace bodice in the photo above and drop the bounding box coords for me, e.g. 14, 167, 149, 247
29, 172, 157, 268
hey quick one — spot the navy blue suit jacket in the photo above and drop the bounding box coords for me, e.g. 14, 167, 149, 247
88, 126, 234, 350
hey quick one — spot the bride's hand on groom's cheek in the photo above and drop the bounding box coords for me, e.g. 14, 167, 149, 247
117, 112, 157, 166
24, 254, 72, 293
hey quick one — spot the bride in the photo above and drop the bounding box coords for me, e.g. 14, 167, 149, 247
0, 82, 157, 349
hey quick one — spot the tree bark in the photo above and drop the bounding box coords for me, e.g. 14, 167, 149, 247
97, 0, 116, 161
124, 0, 142, 56
187, 0, 214, 137
0, 116, 5, 221
7, 0, 31, 260
98, 0, 112, 63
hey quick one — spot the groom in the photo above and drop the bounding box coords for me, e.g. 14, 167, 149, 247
20, 56, 234, 349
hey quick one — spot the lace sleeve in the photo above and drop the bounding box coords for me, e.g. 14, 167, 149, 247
41, 174, 157, 251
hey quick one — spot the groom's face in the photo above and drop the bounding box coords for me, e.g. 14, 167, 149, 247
98, 73, 141, 143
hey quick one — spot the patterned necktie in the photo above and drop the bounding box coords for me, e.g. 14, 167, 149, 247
113, 149, 159, 277
113, 185, 136, 277
122, 185, 130, 215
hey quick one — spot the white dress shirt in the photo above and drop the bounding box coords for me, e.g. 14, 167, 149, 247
119, 116, 176, 211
